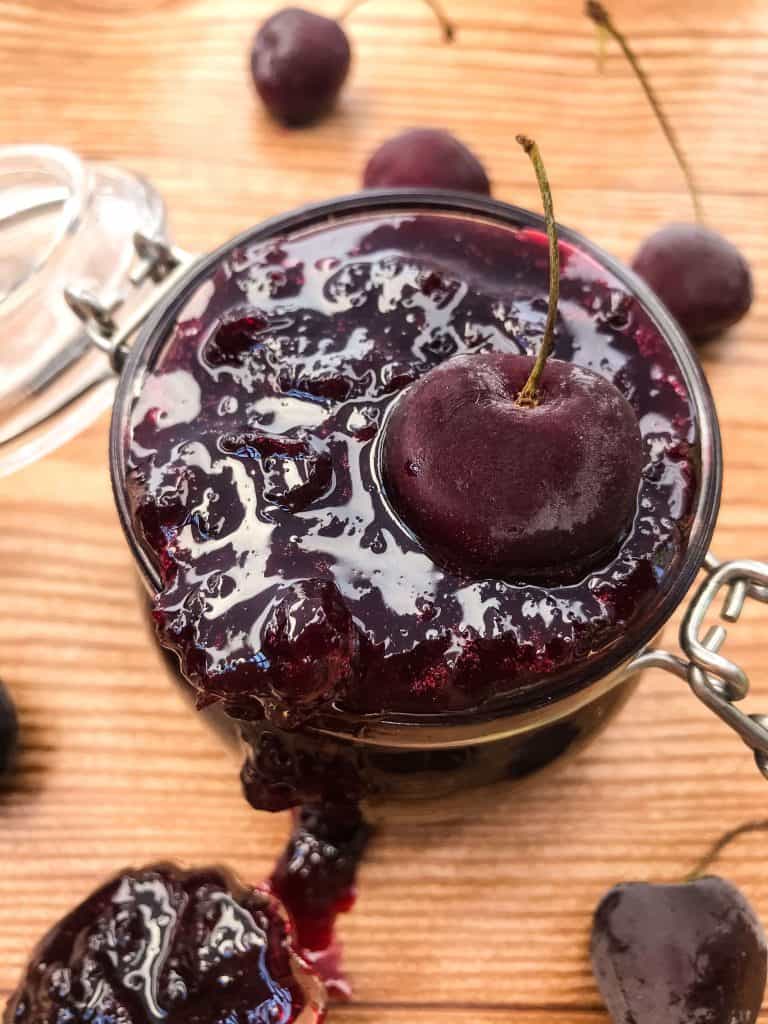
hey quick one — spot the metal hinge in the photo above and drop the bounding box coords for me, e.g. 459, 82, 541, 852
636, 555, 768, 779
64, 230, 197, 372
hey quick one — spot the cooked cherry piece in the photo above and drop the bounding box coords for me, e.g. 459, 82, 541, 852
261, 578, 359, 711
0, 679, 17, 775
363, 128, 490, 194
383, 352, 643, 581
591, 877, 767, 1024
250, 7, 351, 126
633, 223, 753, 342
5, 863, 325, 1024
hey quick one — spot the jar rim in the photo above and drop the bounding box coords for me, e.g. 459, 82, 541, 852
110, 189, 722, 743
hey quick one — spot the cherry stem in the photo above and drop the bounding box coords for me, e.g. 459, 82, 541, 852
339, 0, 454, 41
684, 819, 768, 882
585, 1, 703, 224
515, 135, 559, 408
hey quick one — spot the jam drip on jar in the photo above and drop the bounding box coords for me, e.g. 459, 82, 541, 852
269, 803, 372, 1000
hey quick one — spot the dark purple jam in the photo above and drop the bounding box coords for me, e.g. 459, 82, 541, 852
125, 210, 697, 727
4, 864, 325, 1024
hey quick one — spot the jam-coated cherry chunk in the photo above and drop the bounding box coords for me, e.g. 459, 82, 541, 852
261, 579, 359, 710
363, 128, 491, 194
382, 352, 644, 582
250, 7, 351, 126
5, 863, 325, 1024
632, 223, 753, 342
591, 878, 767, 1024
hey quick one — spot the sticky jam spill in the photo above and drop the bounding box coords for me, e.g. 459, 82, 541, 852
4, 864, 326, 1024
126, 210, 698, 728
269, 804, 372, 999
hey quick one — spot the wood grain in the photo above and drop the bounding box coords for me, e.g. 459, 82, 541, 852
2, 0, 768, 1018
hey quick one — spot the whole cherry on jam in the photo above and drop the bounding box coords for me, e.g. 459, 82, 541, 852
250, 1, 453, 126
586, 2, 753, 342
363, 127, 490, 194
4, 863, 326, 1024
383, 137, 643, 581
383, 351, 643, 581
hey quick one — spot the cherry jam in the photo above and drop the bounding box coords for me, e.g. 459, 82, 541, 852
4, 864, 325, 1024
125, 209, 698, 739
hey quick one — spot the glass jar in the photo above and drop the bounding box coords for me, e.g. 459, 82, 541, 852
5, 145, 768, 820
0, 144, 165, 476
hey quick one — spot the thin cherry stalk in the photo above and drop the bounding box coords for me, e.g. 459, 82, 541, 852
515, 135, 560, 408
339, 0, 454, 40
585, 1, 703, 223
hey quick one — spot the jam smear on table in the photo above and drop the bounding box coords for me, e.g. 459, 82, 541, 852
4, 864, 326, 1024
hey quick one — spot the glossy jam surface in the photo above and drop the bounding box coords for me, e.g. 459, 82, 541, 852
125, 210, 698, 725
5, 864, 325, 1024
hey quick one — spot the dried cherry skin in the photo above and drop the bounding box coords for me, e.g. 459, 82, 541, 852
261, 578, 359, 708
250, 7, 352, 126
591, 877, 767, 1024
363, 128, 491, 194
632, 223, 753, 342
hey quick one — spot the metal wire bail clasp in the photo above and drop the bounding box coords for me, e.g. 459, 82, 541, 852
64, 230, 195, 373
681, 557, 768, 779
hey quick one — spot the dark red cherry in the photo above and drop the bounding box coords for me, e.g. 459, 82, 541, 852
583, 6, 753, 343
5, 863, 326, 1024
250, 8, 351, 126
0, 679, 17, 775
591, 877, 767, 1024
633, 223, 753, 342
363, 128, 491, 194
382, 352, 643, 582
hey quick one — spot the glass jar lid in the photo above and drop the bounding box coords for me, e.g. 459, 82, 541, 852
0, 144, 166, 476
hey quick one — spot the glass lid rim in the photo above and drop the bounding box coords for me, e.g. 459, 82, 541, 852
109, 188, 722, 734
0, 143, 88, 309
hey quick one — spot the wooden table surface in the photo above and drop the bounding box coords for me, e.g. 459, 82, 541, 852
2, 0, 768, 1019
